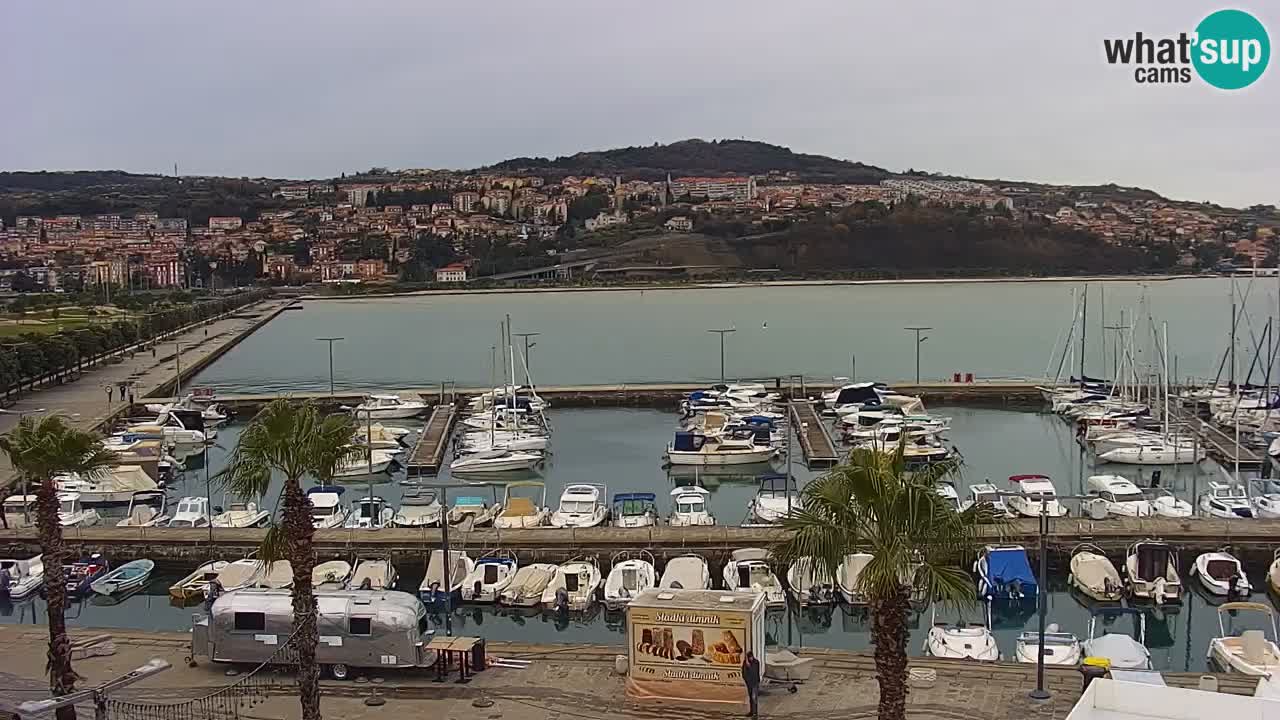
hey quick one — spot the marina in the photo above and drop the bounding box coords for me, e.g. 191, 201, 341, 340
404, 404, 458, 476
789, 400, 841, 468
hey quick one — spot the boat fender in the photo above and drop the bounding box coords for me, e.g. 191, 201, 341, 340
1154, 577, 1167, 605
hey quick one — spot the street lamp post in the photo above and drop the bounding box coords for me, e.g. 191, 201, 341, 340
707, 328, 736, 384
904, 327, 931, 384
315, 337, 344, 397
173, 342, 184, 399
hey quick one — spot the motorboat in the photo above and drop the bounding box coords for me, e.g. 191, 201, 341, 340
116, 490, 168, 527
346, 557, 396, 590
167, 496, 211, 528
1, 495, 36, 529
1207, 602, 1280, 676
253, 560, 294, 589
541, 556, 602, 611
391, 489, 444, 528
611, 492, 658, 528
1124, 540, 1182, 604
212, 501, 270, 528
823, 382, 886, 411
1083, 607, 1151, 669
1068, 543, 1124, 602
334, 448, 397, 478
449, 449, 543, 475
668, 486, 715, 526
549, 483, 609, 528
1082, 475, 1152, 518
498, 562, 557, 607
63, 554, 110, 597
312, 560, 352, 590
145, 393, 231, 426
975, 545, 1037, 601
1097, 442, 1205, 465
1151, 488, 1194, 518
935, 481, 961, 512
419, 549, 474, 605
351, 394, 428, 419
307, 486, 348, 529
447, 496, 501, 529
1252, 491, 1280, 519
492, 481, 550, 529
958, 483, 1013, 519
1014, 624, 1082, 665
57, 492, 100, 527
0, 556, 44, 600
923, 606, 1000, 661
748, 474, 801, 525
665, 431, 774, 466
837, 552, 874, 605
55, 465, 159, 505
1193, 550, 1252, 597
214, 558, 264, 592
722, 548, 785, 607
603, 551, 657, 611
1200, 481, 1254, 519
786, 557, 837, 606
90, 559, 155, 596
344, 496, 394, 529
125, 409, 209, 445
461, 551, 518, 602
1006, 475, 1068, 517
168, 560, 228, 603
658, 554, 711, 590
353, 423, 410, 450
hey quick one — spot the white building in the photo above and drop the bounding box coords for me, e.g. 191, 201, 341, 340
670, 176, 756, 201
208, 216, 243, 231
665, 215, 693, 232
434, 263, 468, 283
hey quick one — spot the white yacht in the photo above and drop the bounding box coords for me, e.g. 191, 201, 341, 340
55, 466, 159, 505
658, 554, 711, 590
1124, 540, 1182, 604
1014, 625, 1082, 666
668, 486, 715, 526
1207, 602, 1280, 676
722, 548, 785, 607
167, 496, 210, 528
1192, 551, 1252, 597
748, 474, 801, 525
211, 501, 270, 528
449, 449, 543, 475
959, 483, 1013, 519
492, 481, 550, 529
0, 556, 44, 599
1082, 475, 1152, 518
391, 489, 444, 528
344, 496, 394, 529
1097, 440, 1205, 465
665, 431, 774, 466
923, 606, 1000, 661
786, 557, 837, 606
549, 483, 609, 528
540, 557, 602, 611
461, 551, 518, 602
306, 486, 348, 529
603, 551, 657, 611
1006, 475, 1068, 517
351, 394, 428, 419
1151, 488, 1194, 518
611, 492, 658, 528
56, 492, 99, 527
1200, 481, 1254, 519
125, 410, 208, 445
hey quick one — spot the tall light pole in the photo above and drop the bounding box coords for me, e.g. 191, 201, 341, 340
315, 337, 344, 397
904, 327, 931, 384
173, 341, 184, 399
513, 332, 540, 384
707, 328, 736, 384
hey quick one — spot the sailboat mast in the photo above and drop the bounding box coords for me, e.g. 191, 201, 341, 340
1079, 285, 1088, 388
1230, 278, 1237, 388
1162, 321, 1170, 443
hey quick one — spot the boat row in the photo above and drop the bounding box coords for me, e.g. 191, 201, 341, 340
669, 384, 785, 466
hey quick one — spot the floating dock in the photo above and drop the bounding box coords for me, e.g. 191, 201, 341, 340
789, 400, 841, 468
403, 405, 457, 476
1169, 405, 1263, 467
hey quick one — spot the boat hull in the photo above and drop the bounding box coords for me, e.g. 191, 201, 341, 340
665, 448, 775, 466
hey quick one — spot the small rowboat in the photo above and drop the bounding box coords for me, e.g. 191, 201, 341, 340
169, 560, 229, 602
91, 559, 155, 596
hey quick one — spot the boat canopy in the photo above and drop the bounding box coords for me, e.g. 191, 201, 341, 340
1009, 474, 1052, 483
613, 493, 657, 515
672, 431, 706, 452
1134, 543, 1173, 581
832, 384, 881, 407
453, 496, 487, 507
307, 485, 346, 497
984, 548, 1038, 597
739, 415, 777, 427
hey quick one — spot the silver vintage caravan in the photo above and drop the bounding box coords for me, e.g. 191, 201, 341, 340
191, 589, 434, 679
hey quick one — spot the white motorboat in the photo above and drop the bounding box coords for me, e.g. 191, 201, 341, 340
748, 474, 801, 525
837, 552, 874, 605
351, 394, 428, 419
1084, 608, 1151, 669
312, 560, 352, 589
55, 465, 159, 505
57, 492, 100, 527
391, 489, 444, 528
786, 557, 837, 606
461, 551, 518, 602
1207, 602, 1280, 676
1006, 475, 1068, 517
115, 490, 168, 527
1097, 442, 1205, 465
1082, 475, 1153, 518
334, 448, 397, 478
958, 483, 1014, 519
540, 557, 602, 611
212, 501, 270, 528
167, 560, 228, 603
923, 606, 1000, 661
419, 549, 474, 605
447, 495, 501, 528
722, 548, 785, 607
492, 481, 550, 529
449, 449, 542, 475
603, 551, 657, 611
1253, 492, 1280, 519
1, 495, 36, 529
1151, 488, 1194, 518
125, 409, 211, 445
214, 558, 264, 592
498, 563, 557, 607
823, 382, 885, 411
611, 492, 658, 528
1068, 543, 1124, 602
306, 486, 348, 529
252, 560, 294, 589
1014, 624, 1082, 665
935, 481, 961, 512
1192, 550, 1252, 597
344, 496, 394, 529
549, 483, 609, 528
353, 423, 410, 450
90, 559, 155, 596
459, 435, 550, 454
346, 557, 396, 590
1199, 481, 1254, 519
668, 486, 715, 526
659, 554, 711, 590
1124, 540, 1182, 604
0, 555, 44, 600
665, 431, 775, 466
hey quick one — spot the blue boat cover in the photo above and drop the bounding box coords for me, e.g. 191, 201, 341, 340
672, 431, 704, 451
740, 415, 776, 427
689, 391, 709, 401
985, 548, 1038, 598
613, 493, 657, 503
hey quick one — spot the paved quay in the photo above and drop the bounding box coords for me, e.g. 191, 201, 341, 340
0, 298, 294, 488
0, 626, 1259, 720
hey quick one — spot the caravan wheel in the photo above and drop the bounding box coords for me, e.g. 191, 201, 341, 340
329, 663, 350, 680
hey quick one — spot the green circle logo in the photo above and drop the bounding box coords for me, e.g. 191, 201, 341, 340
1193, 9, 1270, 89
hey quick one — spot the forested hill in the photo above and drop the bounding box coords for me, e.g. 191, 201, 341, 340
487, 139, 892, 184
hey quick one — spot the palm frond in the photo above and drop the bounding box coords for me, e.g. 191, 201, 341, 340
258, 524, 288, 565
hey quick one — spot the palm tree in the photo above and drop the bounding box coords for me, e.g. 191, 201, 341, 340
218, 399, 359, 720
0, 415, 117, 720
772, 445, 994, 720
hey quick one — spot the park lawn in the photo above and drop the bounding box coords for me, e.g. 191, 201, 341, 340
0, 319, 92, 337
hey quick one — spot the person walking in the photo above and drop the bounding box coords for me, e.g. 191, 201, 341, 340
741, 650, 761, 719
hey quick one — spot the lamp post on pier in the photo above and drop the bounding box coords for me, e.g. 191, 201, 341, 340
904, 327, 931, 384
707, 328, 736, 384
315, 337, 344, 397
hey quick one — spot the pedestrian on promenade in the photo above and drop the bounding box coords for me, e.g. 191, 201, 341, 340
106, 385, 114, 404
742, 650, 761, 719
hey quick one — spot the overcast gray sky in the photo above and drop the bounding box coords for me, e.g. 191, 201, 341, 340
3, 1, 1276, 207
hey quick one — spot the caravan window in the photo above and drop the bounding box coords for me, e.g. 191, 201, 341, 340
234, 612, 265, 631
349, 617, 372, 635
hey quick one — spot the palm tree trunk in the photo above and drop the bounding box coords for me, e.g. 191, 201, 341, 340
36, 476, 77, 720
870, 587, 911, 720
282, 477, 321, 720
